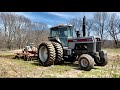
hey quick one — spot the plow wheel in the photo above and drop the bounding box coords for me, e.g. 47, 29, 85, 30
38, 41, 55, 66
52, 42, 63, 65
78, 54, 94, 71
24, 54, 29, 61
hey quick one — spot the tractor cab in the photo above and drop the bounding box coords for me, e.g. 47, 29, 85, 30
49, 24, 74, 47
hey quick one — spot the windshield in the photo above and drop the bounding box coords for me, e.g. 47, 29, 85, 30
50, 26, 73, 37
50, 26, 73, 47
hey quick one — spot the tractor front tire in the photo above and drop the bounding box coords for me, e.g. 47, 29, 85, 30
38, 41, 55, 66
78, 54, 94, 71
52, 42, 63, 65
94, 57, 108, 66
94, 51, 108, 66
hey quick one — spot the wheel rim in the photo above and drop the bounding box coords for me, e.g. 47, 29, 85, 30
81, 59, 89, 67
39, 46, 48, 62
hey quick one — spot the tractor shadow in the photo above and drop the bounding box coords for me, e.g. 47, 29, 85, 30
31, 60, 42, 66
63, 63, 81, 70
61, 62, 98, 70
61, 62, 79, 67
31, 60, 79, 67
31, 60, 99, 70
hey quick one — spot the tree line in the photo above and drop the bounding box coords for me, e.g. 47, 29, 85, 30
68, 12, 120, 48
0, 12, 49, 50
0, 12, 120, 50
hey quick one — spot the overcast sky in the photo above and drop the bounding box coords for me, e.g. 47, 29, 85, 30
15, 12, 120, 28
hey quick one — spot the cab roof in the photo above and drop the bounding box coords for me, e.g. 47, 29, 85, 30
50, 24, 73, 30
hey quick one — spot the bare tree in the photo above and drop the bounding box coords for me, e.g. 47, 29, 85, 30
14, 15, 31, 49
86, 18, 94, 36
27, 22, 48, 45
0, 12, 32, 49
68, 17, 83, 36
93, 12, 109, 46
68, 17, 95, 37
0, 12, 49, 50
107, 13, 120, 48
0, 13, 8, 38
0, 12, 17, 49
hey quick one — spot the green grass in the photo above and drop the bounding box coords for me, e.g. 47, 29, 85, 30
103, 48, 120, 52
102, 48, 120, 55
0, 51, 14, 55
48, 64, 74, 73
0, 51, 15, 59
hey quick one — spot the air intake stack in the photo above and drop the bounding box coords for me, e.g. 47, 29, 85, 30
82, 16, 86, 37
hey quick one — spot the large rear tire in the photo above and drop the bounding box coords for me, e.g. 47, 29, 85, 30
52, 42, 63, 65
78, 54, 94, 71
38, 41, 55, 66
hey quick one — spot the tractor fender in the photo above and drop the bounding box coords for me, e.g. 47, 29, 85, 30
99, 51, 107, 59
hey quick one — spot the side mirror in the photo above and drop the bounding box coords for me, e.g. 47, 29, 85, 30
76, 31, 80, 37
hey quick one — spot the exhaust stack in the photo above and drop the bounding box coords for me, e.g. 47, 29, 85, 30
82, 16, 86, 37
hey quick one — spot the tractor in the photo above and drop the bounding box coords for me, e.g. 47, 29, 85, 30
38, 16, 108, 71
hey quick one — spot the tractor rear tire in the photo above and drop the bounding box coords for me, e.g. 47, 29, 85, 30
78, 54, 94, 71
38, 41, 55, 66
52, 42, 63, 65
